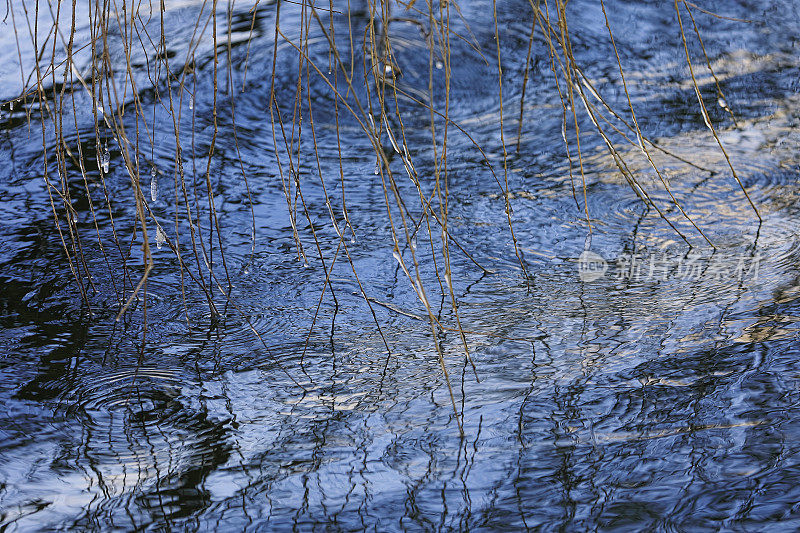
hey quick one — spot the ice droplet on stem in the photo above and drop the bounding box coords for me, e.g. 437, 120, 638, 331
150, 167, 158, 202
101, 147, 110, 173
156, 226, 166, 250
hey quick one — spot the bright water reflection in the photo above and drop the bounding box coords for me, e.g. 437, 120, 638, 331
2, 0, 800, 530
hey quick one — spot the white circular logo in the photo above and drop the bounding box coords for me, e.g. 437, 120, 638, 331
577, 250, 607, 282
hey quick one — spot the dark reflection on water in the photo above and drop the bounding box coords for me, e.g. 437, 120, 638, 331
2, 0, 800, 530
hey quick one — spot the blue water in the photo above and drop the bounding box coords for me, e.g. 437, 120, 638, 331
2, 0, 800, 529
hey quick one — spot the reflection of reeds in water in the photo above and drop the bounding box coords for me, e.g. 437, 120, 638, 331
4, 0, 762, 433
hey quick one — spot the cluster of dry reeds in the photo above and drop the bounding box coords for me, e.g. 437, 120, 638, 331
4, 0, 758, 431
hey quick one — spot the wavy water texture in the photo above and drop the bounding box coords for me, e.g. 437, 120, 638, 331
1, 0, 800, 530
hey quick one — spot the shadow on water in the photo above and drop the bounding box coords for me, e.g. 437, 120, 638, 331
2, 0, 800, 530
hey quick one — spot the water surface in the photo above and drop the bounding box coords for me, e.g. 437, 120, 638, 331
2, 0, 800, 530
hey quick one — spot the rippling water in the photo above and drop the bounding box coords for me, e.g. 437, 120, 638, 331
2, 0, 800, 530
